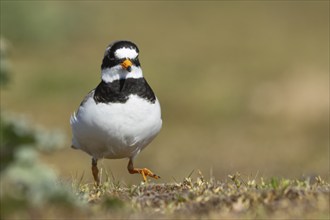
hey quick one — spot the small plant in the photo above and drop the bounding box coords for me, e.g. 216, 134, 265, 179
0, 39, 76, 219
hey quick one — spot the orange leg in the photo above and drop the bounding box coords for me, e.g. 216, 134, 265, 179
92, 158, 100, 186
127, 159, 160, 182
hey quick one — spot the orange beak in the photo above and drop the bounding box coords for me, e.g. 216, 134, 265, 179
121, 59, 133, 72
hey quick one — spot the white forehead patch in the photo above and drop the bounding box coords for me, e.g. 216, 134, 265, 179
114, 47, 138, 59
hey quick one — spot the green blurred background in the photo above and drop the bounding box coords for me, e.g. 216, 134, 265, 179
1, 1, 328, 184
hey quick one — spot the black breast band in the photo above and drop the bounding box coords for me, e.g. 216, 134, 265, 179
93, 78, 156, 104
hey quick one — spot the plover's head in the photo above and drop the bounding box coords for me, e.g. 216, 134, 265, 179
101, 40, 142, 83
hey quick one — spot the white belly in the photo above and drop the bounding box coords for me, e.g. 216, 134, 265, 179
70, 94, 162, 159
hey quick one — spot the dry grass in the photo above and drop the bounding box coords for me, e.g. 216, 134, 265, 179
3, 172, 329, 219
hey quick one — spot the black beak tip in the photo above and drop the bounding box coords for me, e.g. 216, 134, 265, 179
126, 66, 132, 72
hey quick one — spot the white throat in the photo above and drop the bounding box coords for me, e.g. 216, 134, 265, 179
101, 65, 143, 83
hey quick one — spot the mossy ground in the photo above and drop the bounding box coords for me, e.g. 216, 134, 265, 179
4, 172, 329, 219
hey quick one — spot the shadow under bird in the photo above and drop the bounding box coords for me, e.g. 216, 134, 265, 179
70, 40, 162, 185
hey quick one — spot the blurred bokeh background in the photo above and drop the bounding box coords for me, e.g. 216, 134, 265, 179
1, 1, 329, 184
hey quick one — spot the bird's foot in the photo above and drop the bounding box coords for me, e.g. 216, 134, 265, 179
127, 159, 160, 182
130, 168, 160, 182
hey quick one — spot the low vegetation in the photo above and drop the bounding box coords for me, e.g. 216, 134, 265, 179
3, 171, 329, 219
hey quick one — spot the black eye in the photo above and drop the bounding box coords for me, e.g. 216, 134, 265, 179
108, 51, 115, 60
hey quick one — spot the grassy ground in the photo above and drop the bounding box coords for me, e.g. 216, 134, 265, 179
3, 172, 329, 219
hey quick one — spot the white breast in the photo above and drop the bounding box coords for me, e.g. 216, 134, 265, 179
70, 93, 162, 159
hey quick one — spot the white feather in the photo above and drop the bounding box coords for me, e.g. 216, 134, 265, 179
70, 93, 162, 159
101, 66, 143, 83
114, 48, 138, 59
